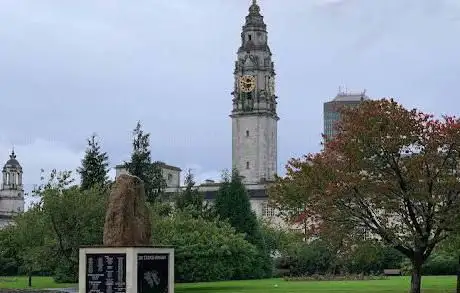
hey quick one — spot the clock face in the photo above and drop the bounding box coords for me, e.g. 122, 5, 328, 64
239, 75, 256, 93
268, 77, 275, 95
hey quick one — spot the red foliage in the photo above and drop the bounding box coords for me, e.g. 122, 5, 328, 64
269, 98, 460, 293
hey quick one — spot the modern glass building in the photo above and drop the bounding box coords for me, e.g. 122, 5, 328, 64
323, 90, 369, 141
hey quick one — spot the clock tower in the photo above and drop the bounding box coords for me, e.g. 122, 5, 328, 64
231, 0, 278, 184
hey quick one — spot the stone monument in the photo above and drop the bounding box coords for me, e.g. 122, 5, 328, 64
79, 174, 174, 293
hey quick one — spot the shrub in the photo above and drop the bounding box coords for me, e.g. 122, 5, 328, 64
151, 212, 259, 282
345, 241, 404, 275
423, 253, 457, 275
276, 239, 334, 276
400, 252, 457, 276
0, 227, 19, 276
276, 239, 405, 277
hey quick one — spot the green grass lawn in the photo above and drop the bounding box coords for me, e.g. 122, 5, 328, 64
0, 276, 456, 292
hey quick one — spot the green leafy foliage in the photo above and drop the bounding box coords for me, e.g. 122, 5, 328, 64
174, 170, 212, 219
215, 169, 272, 278
77, 133, 110, 190
345, 241, 404, 275
258, 220, 302, 255
124, 121, 166, 203
0, 225, 20, 276
215, 170, 261, 245
26, 169, 108, 283
151, 211, 258, 282
13, 205, 48, 284
276, 239, 404, 277
276, 239, 335, 276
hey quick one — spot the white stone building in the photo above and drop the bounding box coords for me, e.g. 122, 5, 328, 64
0, 151, 25, 228
114, 162, 181, 189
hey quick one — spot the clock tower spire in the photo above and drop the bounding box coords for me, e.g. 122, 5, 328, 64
230, 0, 278, 184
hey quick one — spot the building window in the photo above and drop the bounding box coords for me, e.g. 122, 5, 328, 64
246, 162, 250, 169
262, 202, 275, 218
246, 130, 249, 137
167, 174, 173, 182
248, 34, 252, 41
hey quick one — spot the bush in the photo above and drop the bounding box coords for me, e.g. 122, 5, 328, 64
0, 256, 19, 276
276, 239, 334, 276
423, 253, 457, 275
151, 212, 259, 282
276, 239, 405, 277
345, 241, 404, 275
400, 252, 457, 276
0, 227, 19, 276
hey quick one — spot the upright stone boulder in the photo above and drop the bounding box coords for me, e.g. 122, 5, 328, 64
103, 174, 152, 246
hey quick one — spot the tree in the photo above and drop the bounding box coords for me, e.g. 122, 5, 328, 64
268, 160, 322, 239
215, 170, 261, 245
174, 169, 210, 218
32, 169, 107, 282
125, 121, 166, 203
270, 99, 460, 293
215, 169, 272, 278
0, 226, 20, 276
77, 133, 110, 190
13, 205, 47, 287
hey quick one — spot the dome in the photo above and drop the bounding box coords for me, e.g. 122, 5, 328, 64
4, 151, 21, 169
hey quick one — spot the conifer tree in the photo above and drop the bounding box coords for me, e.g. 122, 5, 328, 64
77, 134, 109, 190
175, 170, 201, 209
175, 169, 207, 218
215, 169, 261, 244
125, 121, 166, 203
215, 169, 272, 278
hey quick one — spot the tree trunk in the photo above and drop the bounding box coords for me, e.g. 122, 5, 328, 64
410, 259, 423, 293
28, 271, 32, 287
456, 254, 459, 293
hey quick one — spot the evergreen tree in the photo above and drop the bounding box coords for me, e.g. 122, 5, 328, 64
215, 169, 272, 278
215, 169, 260, 244
151, 161, 167, 201
175, 170, 208, 218
77, 134, 109, 190
124, 121, 166, 203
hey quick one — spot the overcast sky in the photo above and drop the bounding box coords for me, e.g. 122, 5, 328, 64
1, 0, 460, 206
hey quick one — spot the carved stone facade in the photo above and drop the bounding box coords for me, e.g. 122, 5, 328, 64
0, 151, 25, 228
230, 0, 278, 185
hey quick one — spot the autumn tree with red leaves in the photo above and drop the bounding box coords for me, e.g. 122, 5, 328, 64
269, 99, 460, 293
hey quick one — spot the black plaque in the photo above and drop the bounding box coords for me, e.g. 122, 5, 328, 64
137, 253, 169, 293
86, 253, 126, 293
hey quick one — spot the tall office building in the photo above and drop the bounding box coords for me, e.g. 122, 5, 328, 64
323, 89, 369, 141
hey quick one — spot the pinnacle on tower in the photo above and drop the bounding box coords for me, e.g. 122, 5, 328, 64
244, 0, 265, 29
248, 0, 261, 16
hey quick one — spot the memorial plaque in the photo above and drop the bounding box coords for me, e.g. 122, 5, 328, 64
86, 253, 126, 293
137, 253, 169, 293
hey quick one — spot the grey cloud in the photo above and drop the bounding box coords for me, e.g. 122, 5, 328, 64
0, 0, 459, 203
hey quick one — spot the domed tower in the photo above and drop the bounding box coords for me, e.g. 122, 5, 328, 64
0, 150, 25, 227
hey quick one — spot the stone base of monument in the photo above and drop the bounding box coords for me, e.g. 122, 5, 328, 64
79, 246, 174, 293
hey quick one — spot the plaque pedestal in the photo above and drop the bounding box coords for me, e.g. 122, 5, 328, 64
79, 246, 174, 293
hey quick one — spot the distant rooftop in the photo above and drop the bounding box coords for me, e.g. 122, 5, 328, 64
332, 89, 369, 102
